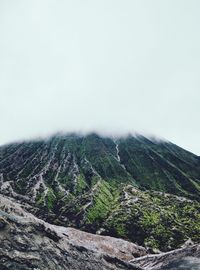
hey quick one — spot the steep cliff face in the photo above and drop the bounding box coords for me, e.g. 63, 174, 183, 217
0, 133, 200, 251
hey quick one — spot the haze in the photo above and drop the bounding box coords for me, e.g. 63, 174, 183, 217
0, 0, 200, 154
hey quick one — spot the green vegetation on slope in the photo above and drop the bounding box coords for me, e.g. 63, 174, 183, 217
0, 133, 200, 252
102, 187, 200, 252
86, 180, 117, 225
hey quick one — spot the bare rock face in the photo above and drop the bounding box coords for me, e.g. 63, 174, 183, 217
62, 227, 147, 261
0, 194, 144, 270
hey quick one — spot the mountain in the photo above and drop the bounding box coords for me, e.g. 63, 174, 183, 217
1, 133, 200, 199
0, 133, 200, 253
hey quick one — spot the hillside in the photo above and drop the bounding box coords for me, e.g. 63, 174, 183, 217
1, 193, 199, 270
0, 133, 200, 251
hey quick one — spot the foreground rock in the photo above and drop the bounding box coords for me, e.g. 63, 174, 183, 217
0, 194, 200, 269
130, 245, 200, 270
159, 257, 200, 270
0, 194, 144, 270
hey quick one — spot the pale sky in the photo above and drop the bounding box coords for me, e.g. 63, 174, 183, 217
0, 0, 200, 154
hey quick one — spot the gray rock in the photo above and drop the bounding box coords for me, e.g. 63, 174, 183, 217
130, 245, 200, 270
0, 194, 143, 270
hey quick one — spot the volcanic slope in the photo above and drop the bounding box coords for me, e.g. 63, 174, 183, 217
0, 133, 200, 251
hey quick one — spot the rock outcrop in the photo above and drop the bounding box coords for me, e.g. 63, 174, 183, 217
130, 245, 200, 270
0, 194, 144, 270
0, 193, 200, 270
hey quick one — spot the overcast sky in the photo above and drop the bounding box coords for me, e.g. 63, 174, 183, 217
0, 0, 200, 154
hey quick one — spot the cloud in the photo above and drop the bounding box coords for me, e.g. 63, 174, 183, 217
0, 0, 200, 154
